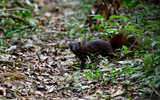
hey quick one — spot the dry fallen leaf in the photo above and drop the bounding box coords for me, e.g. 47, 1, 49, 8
0, 87, 6, 96
2, 72, 23, 80
86, 0, 122, 26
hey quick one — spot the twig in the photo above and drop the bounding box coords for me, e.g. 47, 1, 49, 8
36, 53, 42, 64
0, 27, 5, 32
123, 6, 141, 14
148, 81, 160, 97
60, 52, 67, 60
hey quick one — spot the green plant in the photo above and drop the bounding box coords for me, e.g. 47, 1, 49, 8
69, 61, 81, 70
69, 0, 160, 99
0, 1, 36, 46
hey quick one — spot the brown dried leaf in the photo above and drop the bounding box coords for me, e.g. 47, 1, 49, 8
0, 87, 6, 96
2, 72, 23, 80
86, 0, 122, 26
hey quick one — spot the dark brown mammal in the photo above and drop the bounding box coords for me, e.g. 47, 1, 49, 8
70, 34, 138, 70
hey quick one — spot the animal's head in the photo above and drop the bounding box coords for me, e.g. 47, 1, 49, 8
69, 42, 81, 51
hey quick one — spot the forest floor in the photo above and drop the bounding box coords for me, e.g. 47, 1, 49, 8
0, 0, 160, 100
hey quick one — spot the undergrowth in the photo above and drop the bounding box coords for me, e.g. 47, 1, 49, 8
0, 1, 36, 46
69, 0, 160, 99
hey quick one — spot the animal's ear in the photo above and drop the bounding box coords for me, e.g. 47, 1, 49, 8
78, 42, 82, 46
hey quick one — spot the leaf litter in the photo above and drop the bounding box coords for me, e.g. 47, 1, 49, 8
0, 0, 159, 100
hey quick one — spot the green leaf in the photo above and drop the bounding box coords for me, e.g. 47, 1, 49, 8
90, 15, 103, 19
140, 50, 145, 53
4, 18, 10, 26
85, 70, 92, 78
106, 29, 118, 33
28, 18, 37, 26
155, 75, 160, 85
125, 25, 143, 34
108, 22, 116, 26
127, 35, 134, 39
116, 66, 134, 75
25, 0, 34, 7
69, 63, 80, 70
125, 26, 136, 31
134, 51, 139, 57
109, 15, 130, 21
151, 41, 160, 47
129, 73, 144, 80
101, 79, 108, 85
111, 70, 114, 81
88, 33, 91, 40
4, 29, 10, 36
145, 24, 157, 30
91, 70, 103, 79
123, 45, 128, 53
